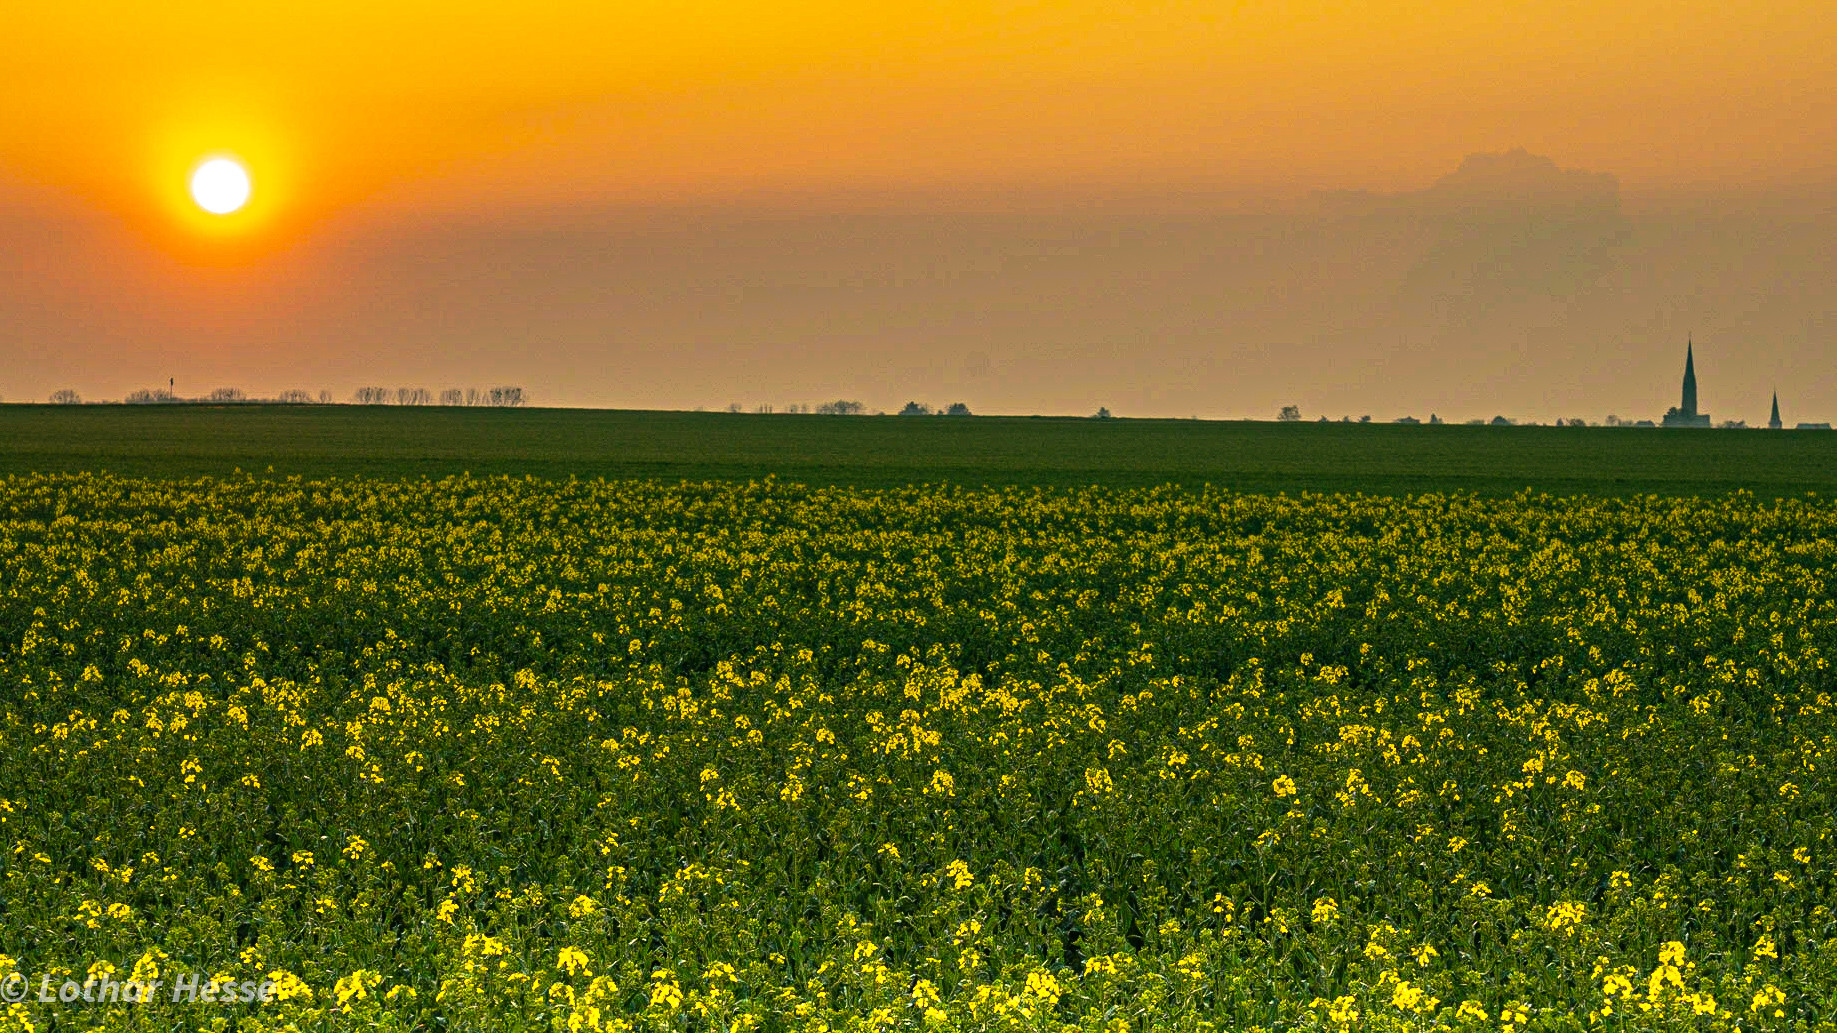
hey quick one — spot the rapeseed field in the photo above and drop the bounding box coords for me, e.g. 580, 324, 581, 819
1, 475, 1832, 1031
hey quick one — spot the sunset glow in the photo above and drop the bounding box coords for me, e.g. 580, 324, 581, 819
1, 1, 1834, 416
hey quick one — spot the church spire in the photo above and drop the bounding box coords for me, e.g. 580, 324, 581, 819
1770, 390, 1783, 430
1681, 337, 1698, 418
1664, 337, 1711, 427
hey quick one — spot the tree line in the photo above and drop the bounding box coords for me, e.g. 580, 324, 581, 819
45, 387, 527, 406
351, 387, 525, 406
723, 401, 976, 416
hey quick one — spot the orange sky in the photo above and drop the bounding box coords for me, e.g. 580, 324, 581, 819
2, 1, 1835, 417
9, 2, 1836, 220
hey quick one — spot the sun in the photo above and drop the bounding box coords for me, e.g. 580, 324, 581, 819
189, 157, 252, 215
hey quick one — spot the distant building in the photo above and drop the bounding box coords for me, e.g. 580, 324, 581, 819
1395, 416, 1420, 425
1797, 422, 1832, 431
1769, 392, 1783, 430
1662, 339, 1712, 427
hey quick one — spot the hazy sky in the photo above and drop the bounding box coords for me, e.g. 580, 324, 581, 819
3, 2, 1834, 420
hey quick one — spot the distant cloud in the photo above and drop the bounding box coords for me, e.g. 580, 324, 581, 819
1397, 150, 1631, 318
1423, 148, 1620, 206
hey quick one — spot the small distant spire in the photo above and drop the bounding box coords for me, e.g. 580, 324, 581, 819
1770, 390, 1783, 430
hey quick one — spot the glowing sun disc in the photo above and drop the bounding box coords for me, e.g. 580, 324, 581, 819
190, 158, 251, 214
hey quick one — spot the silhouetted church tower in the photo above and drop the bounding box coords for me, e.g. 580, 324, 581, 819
1663, 338, 1712, 427
1770, 391, 1783, 430
1681, 340, 1698, 416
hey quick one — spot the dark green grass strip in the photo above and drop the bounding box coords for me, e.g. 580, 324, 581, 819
3, 404, 1835, 495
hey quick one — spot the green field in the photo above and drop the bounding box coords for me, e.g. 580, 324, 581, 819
3, 404, 1836, 493
4, 405, 1836, 1030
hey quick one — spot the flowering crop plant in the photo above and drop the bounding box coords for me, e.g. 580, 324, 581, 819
0, 474, 1833, 1032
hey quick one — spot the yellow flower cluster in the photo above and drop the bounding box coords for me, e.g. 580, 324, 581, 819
0, 475, 1831, 1031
